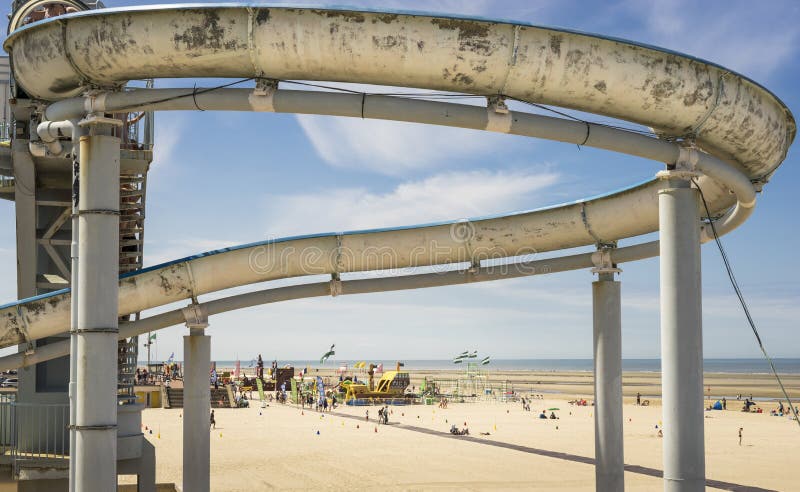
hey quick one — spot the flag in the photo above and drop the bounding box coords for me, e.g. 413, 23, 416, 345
453, 358, 463, 364
148, 333, 157, 341
320, 343, 335, 364
234, 360, 240, 380
166, 352, 174, 364
481, 356, 491, 365
210, 369, 218, 383
256, 377, 265, 401
316, 376, 325, 405
468, 350, 478, 359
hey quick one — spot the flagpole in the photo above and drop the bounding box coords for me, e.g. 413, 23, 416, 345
147, 331, 151, 375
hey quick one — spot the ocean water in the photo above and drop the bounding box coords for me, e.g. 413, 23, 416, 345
143, 358, 800, 374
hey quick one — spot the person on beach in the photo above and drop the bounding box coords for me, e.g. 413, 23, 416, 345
738, 427, 743, 446
636, 392, 641, 405
365, 409, 369, 421
210, 410, 216, 430
722, 397, 727, 410
378, 407, 384, 424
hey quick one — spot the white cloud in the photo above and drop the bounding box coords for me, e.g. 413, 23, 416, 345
297, 114, 520, 175
150, 113, 185, 175
625, 0, 800, 80
261, 168, 559, 236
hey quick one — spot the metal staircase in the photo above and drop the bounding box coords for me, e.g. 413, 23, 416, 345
117, 114, 152, 405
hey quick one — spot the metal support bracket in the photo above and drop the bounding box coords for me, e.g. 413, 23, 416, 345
77, 113, 123, 128
75, 327, 119, 334
486, 96, 512, 133
249, 78, 279, 112
182, 303, 209, 330
330, 272, 342, 297
657, 146, 702, 181
74, 209, 120, 216
591, 244, 622, 276
70, 424, 117, 430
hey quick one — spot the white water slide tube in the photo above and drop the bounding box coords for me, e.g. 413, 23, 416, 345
0, 5, 794, 367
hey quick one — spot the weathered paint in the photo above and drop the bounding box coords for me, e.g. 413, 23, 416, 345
0, 179, 729, 350
4, 5, 793, 179
0, 6, 790, 349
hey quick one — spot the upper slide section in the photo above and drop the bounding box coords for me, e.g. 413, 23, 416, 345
4, 4, 795, 180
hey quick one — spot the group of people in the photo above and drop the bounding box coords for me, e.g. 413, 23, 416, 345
438, 397, 449, 409
569, 398, 590, 407
300, 392, 337, 412
450, 424, 469, 435
377, 405, 390, 424
769, 401, 798, 417
135, 368, 152, 385
164, 362, 181, 381
539, 410, 559, 420
134, 364, 180, 386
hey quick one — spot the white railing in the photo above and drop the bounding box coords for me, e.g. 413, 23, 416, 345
0, 393, 15, 457
0, 399, 70, 476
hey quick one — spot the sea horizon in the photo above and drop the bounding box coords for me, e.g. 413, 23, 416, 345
138, 357, 800, 374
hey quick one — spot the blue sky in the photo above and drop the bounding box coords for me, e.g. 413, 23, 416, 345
0, 0, 798, 362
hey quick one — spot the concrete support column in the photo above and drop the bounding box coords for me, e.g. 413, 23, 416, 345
75, 117, 121, 491
183, 304, 210, 492
592, 249, 624, 491
68, 119, 83, 492
659, 177, 705, 492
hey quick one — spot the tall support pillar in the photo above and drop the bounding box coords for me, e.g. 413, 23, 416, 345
75, 115, 121, 491
68, 119, 84, 492
592, 247, 624, 491
183, 304, 210, 492
659, 175, 704, 491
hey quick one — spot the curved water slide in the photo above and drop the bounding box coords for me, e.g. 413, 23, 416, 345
0, 5, 794, 364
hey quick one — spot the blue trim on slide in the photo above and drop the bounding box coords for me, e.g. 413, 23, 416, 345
4, 3, 792, 116
0, 177, 658, 311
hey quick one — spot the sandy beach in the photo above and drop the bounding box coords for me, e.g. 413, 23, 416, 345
121, 369, 800, 491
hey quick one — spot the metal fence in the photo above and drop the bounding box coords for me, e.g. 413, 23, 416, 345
0, 393, 15, 457
0, 120, 10, 141
0, 399, 70, 475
